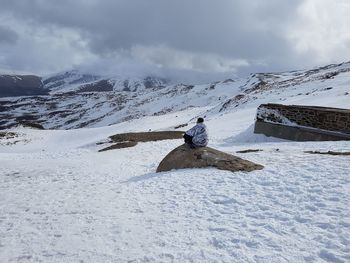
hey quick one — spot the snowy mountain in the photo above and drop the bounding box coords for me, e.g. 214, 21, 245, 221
1, 62, 349, 262
42, 70, 169, 93
1, 62, 350, 130
0, 74, 47, 97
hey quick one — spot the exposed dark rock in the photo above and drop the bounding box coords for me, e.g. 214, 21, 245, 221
16, 115, 39, 122
19, 122, 45, 130
78, 80, 114, 92
143, 76, 168, 89
246, 80, 269, 93
0, 105, 8, 112
323, 72, 339, 79
156, 144, 264, 173
219, 94, 245, 112
0, 132, 17, 139
174, 123, 188, 129
153, 108, 174, 116
47, 110, 72, 118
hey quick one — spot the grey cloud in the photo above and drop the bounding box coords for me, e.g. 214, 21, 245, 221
0, 25, 18, 45
0, 0, 302, 55
0, 0, 340, 78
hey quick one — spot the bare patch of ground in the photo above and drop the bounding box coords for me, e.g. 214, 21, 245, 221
99, 131, 185, 152
98, 142, 138, 152
236, 149, 263, 153
304, 150, 350, 156
110, 131, 184, 143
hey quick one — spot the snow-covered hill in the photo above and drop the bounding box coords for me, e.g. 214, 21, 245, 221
0, 62, 349, 262
1, 62, 350, 130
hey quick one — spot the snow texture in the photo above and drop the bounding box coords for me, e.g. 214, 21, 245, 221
1, 63, 350, 262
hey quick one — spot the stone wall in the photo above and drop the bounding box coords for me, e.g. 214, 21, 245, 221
256, 103, 350, 134
254, 104, 350, 141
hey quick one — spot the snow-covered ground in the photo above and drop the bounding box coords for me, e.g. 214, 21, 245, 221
1, 102, 349, 262
1, 62, 350, 262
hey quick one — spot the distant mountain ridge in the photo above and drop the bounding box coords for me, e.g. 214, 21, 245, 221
0, 70, 169, 97
42, 70, 169, 93
0, 62, 349, 130
0, 75, 47, 97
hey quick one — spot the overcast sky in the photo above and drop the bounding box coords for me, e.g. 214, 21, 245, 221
0, 0, 350, 81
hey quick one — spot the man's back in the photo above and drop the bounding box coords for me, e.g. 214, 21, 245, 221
185, 123, 208, 147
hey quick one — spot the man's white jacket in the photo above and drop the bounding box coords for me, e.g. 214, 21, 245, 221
185, 123, 208, 147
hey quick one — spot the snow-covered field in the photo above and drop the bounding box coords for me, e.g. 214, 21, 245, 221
1, 62, 350, 262
1, 102, 349, 262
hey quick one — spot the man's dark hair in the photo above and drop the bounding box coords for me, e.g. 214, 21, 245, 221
197, 117, 204, 123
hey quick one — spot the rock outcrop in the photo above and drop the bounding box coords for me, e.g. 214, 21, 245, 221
157, 144, 264, 173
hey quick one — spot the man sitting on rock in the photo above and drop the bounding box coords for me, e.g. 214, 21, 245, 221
183, 117, 208, 148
